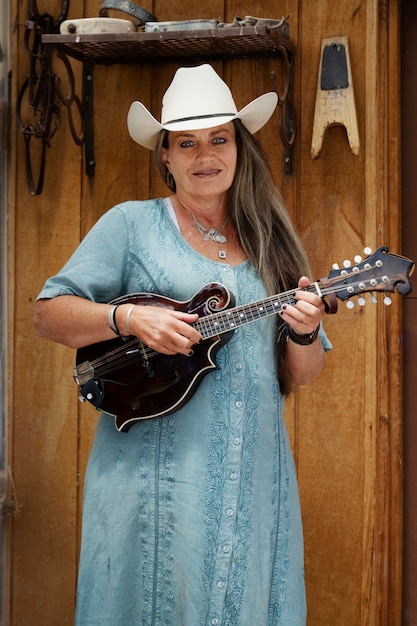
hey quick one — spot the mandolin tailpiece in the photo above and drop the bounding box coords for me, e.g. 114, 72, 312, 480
79, 379, 104, 409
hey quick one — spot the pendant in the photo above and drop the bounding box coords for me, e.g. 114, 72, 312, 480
205, 229, 227, 244
218, 249, 227, 259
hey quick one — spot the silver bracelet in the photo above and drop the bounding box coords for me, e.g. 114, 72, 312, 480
125, 304, 135, 336
108, 304, 119, 335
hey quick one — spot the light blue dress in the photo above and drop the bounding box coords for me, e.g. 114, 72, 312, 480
38, 199, 331, 626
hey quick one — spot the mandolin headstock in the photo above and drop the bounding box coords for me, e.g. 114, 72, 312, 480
323, 246, 414, 309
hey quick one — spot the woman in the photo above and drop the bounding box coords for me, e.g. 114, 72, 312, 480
34, 64, 331, 625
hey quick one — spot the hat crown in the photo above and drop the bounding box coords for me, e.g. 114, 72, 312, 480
161, 65, 238, 126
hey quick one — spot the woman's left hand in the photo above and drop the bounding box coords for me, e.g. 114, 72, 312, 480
280, 276, 325, 335
281, 276, 328, 385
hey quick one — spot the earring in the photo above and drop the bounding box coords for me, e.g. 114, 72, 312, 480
166, 171, 175, 189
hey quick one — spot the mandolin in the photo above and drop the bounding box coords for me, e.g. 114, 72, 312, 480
74, 246, 414, 431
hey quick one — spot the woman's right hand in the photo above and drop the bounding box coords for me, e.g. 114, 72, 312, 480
118, 304, 202, 356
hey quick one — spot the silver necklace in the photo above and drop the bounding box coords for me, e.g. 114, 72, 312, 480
184, 208, 228, 259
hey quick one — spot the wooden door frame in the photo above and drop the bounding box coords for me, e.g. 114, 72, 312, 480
401, 0, 417, 623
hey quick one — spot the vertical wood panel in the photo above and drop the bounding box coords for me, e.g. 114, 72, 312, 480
297, 2, 368, 623
376, 2, 402, 624
10, 0, 84, 622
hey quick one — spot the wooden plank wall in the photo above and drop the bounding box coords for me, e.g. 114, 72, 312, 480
8, 0, 403, 624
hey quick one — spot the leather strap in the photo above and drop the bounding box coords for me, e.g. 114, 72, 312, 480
99, 0, 157, 25
320, 276, 338, 314
287, 324, 320, 346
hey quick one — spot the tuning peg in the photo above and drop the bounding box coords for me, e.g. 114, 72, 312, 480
384, 295, 392, 306
358, 296, 366, 306
343, 259, 351, 268
332, 262, 340, 270
364, 246, 372, 256
371, 293, 378, 304
346, 300, 355, 309
354, 255, 362, 264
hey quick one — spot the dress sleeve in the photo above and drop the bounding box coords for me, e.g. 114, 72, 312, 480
318, 325, 333, 351
36, 204, 130, 303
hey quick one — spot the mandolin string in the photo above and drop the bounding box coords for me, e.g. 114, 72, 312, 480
90, 339, 158, 375
88, 267, 383, 373
93, 347, 160, 377
90, 344, 140, 374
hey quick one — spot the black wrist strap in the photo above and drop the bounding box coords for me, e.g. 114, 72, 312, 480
286, 324, 320, 346
109, 303, 125, 338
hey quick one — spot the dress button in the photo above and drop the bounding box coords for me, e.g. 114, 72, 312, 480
222, 545, 230, 553
233, 437, 240, 445
235, 400, 243, 408
226, 508, 234, 516
211, 618, 219, 625
235, 362, 242, 370
217, 580, 224, 589
230, 472, 237, 480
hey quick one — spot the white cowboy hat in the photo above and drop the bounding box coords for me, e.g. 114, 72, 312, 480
127, 64, 278, 150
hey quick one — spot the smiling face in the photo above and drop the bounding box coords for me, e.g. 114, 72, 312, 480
161, 123, 237, 205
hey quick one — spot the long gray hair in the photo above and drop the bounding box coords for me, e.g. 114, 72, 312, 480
154, 120, 312, 395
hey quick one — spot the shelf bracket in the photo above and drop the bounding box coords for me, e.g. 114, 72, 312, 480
83, 61, 95, 176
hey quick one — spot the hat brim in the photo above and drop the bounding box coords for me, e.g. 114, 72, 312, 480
127, 92, 278, 150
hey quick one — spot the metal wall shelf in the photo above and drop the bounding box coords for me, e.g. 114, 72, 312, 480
42, 25, 294, 64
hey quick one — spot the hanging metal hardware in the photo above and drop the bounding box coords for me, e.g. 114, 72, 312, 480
270, 43, 296, 174
16, 0, 84, 195
99, 0, 157, 26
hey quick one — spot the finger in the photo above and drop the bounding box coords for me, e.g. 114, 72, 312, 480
152, 319, 201, 355
294, 297, 324, 317
297, 275, 311, 288
172, 317, 202, 345
280, 301, 322, 334
294, 289, 324, 310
